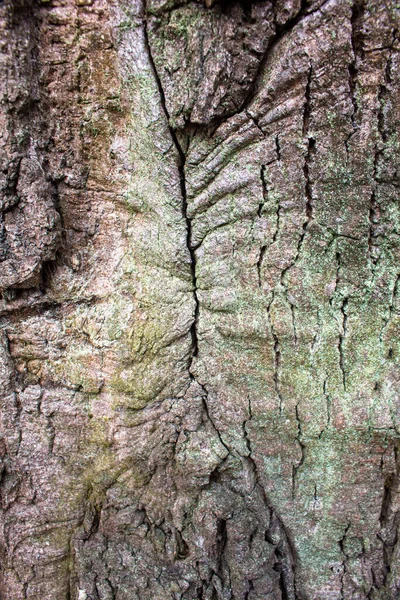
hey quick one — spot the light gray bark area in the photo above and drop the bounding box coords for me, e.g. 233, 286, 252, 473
0, 0, 400, 599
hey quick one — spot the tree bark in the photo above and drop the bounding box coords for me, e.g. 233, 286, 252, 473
0, 0, 400, 598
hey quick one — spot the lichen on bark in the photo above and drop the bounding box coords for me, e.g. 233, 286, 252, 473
0, 0, 400, 599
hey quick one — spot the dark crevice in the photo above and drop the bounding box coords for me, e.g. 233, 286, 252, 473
323, 379, 331, 429
303, 136, 315, 222
334, 251, 341, 296
175, 528, 190, 559
272, 536, 297, 600
288, 298, 298, 345
292, 404, 306, 498
237, 0, 331, 117
339, 298, 348, 391
350, 0, 365, 58
368, 189, 379, 268
257, 247, 266, 288
345, 0, 364, 154
330, 251, 349, 390
46, 413, 56, 454
346, 58, 358, 151
244, 579, 254, 599
338, 522, 351, 600
302, 65, 312, 137
380, 477, 393, 529
368, 19, 392, 271
280, 68, 315, 280
273, 330, 283, 414
244, 404, 299, 599
272, 204, 281, 244
257, 165, 268, 287
380, 274, 400, 342
275, 135, 281, 161
143, 0, 199, 370
281, 131, 315, 277
378, 446, 400, 587
245, 109, 265, 138
201, 387, 230, 456
258, 165, 267, 218
216, 518, 228, 574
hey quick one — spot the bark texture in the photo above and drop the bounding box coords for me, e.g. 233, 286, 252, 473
0, 0, 400, 598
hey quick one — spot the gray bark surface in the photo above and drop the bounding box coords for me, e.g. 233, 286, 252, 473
0, 0, 400, 598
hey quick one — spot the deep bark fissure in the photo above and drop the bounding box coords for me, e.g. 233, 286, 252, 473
323, 378, 331, 429
339, 297, 348, 392
368, 188, 378, 268
275, 135, 282, 162
331, 251, 348, 391
303, 136, 315, 225
201, 390, 230, 456
292, 404, 306, 497
238, 0, 331, 117
244, 401, 299, 600
243, 579, 254, 599
143, 3, 199, 368
273, 323, 283, 414
345, 0, 364, 154
376, 448, 400, 593
302, 65, 312, 137
380, 274, 400, 343
258, 164, 267, 219
257, 164, 268, 287
338, 522, 351, 600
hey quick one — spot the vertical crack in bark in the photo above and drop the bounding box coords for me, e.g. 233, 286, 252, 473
257, 165, 268, 287
292, 404, 306, 498
243, 579, 254, 599
273, 72, 315, 347
275, 71, 315, 345
302, 65, 312, 138
266, 299, 284, 415
298, 66, 315, 258
244, 398, 298, 600
377, 55, 392, 145
339, 298, 348, 391
215, 517, 228, 584
143, 3, 199, 369
274, 333, 283, 415
201, 386, 230, 456
289, 300, 298, 346
369, 139, 381, 270
380, 274, 400, 343
275, 135, 282, 162
257, 146, 281, 288
368, 188, 378, 269
345, 0, 364, 155
331, 252, 348, 391
237, 0, 331, 117
338, 522, 351, 599
323, 378, 331, 429
258, 165, 267, 219
303, 138, 314, 227
376, 446, 400, 594
272, 139, 282, 244
334, 250, 341, 297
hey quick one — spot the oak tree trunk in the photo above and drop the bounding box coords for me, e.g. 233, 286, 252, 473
0, 0, 400, 598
